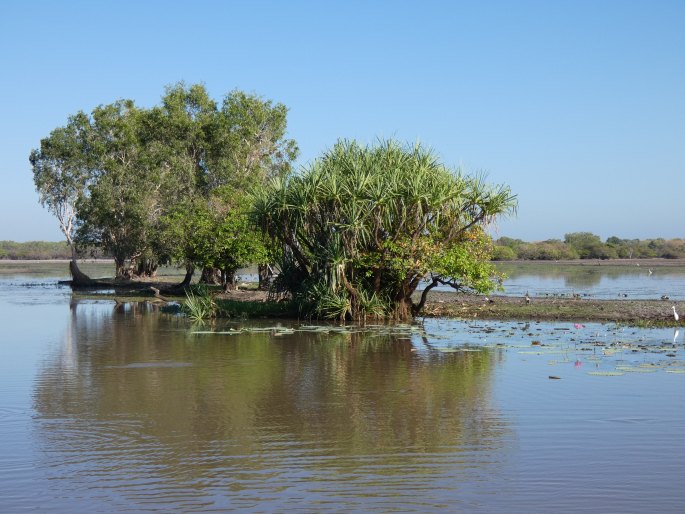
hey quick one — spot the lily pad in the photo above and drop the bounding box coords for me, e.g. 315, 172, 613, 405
615, 366, 657, 373
191, 330, 242, 335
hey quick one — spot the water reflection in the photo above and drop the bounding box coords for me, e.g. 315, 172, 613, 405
0, 279, 682, 513
31, 302, 509, 512
497, 263, 685, 299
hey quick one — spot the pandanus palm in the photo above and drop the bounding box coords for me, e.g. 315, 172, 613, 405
252, 139, 516, 320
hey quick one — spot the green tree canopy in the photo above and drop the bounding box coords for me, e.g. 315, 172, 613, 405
30, 113, 92, 251
31, 83, 298, 280
253, 139, 516, 320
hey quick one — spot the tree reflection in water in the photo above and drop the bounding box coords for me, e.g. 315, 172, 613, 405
32, 301, 511, 511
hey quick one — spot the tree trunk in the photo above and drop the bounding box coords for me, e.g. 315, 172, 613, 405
68, 246, 93, 286
179, 264, 195, 287
200, 267, 221, 285
413, 278, 439, 316
135, 258, 158, 278
394, 296, 414, 321
258, 264, 273, 290
69, 259, 94, 286
114, 257, 130, 280
222, 269, 236, 292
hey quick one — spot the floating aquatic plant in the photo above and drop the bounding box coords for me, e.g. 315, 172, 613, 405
615, 366, 657, 373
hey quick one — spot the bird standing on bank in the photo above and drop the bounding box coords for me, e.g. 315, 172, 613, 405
673, 305, 679, 322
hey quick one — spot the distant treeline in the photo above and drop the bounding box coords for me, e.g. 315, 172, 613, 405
0, 241, 70, 260
0, 241, 109, 260
4, 233, 684, 262
494, 233, 685, 260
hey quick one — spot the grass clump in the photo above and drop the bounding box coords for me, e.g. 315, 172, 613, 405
215, 299, 297, 319
181, 284, 217, 321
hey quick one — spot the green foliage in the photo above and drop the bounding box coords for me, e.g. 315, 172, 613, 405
494, 234, 685, 260
181, 284, 217, 321
192, 191, 270, 284
429, 230, 505, 293
515, 239, 580, 260
253, 139, 516, 320
214, 299, 297, 319
31, 83, 297, 280
492, 245, 517, 261
564, 232, 605, 259
29, 112, 93, 257
0, 241, 71, 260
496, 236, 525, 249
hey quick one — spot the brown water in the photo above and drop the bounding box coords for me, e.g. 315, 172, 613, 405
2, 267, 685, 512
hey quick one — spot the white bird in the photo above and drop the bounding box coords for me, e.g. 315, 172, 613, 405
673, 305, 679, 322
648, 269, 653, 275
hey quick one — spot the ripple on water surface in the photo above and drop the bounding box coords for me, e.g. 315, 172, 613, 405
2, 277, 685, 512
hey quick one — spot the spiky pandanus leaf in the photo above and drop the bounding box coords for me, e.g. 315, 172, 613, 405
251, 139, 516, 320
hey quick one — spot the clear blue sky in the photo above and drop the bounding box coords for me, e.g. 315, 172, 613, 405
1, 0, 683, 242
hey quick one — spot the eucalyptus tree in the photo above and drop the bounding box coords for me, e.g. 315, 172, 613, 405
131, 84, 217, 279
253, 139, 517, 320
73, 100, 162, 278
211, 90, 299, 190
31, 83, 298, 283
29, 112, 94, 283
210, 90, 298, 287
152, 83, 298, 285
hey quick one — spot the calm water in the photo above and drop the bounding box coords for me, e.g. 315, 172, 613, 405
3, 259, 682, 300
1, 265, 685, 512
497, 262, 685, 300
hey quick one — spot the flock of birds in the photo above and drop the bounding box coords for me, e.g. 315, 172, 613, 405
517, 266, 682, 324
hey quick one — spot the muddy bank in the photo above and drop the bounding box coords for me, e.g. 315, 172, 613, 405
421, 291, 683, 325
65, 277, 684, 326
214, 289, 682, 325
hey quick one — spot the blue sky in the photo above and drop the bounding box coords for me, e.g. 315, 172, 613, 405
1, 0, 683, 242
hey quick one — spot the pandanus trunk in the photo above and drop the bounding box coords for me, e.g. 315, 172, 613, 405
394, 296, 414, 321
258, 264, 273, 290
